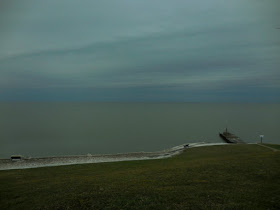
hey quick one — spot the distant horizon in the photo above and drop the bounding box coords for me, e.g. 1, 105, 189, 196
0, 87, 279, 103
0, 100, 279, 104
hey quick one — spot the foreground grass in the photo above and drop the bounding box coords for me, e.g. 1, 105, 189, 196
0, 144, 280, 210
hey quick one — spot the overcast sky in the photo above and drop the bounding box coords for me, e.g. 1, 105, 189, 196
0, 0, 279, 102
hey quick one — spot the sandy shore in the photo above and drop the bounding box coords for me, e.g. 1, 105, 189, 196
0, 142, 228, 170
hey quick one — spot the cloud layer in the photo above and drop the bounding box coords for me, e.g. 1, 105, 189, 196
0, 0, 279, 101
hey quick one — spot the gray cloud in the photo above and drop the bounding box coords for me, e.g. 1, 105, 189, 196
0, 0, 279, 101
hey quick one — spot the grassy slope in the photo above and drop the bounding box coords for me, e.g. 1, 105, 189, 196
0, 144, 280, 210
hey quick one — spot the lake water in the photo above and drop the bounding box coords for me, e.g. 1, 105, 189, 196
0, 103, 279, 158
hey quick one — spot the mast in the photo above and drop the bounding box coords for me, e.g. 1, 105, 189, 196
226, 120, 228, 133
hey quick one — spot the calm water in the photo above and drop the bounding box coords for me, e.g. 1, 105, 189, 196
0, 103, 279, 158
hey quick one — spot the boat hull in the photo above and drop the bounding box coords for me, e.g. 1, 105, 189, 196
219, 133, 244, 144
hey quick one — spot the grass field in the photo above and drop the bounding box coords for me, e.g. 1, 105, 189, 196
0, 144, 280, 209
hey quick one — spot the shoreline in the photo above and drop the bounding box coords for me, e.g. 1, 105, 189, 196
0, 142, 228, 171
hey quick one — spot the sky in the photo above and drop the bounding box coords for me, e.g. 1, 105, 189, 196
0, 0, 279, 102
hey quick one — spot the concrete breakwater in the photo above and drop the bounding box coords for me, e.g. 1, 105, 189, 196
0, 142, 227, 170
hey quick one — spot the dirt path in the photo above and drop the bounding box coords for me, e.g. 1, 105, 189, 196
256, 143, 279, 152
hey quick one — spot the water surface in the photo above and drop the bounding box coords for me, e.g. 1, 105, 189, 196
0, 103, 279, 158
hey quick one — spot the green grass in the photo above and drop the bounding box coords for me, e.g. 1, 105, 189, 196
0, 144, 280, 209
263, 143, 280, 150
